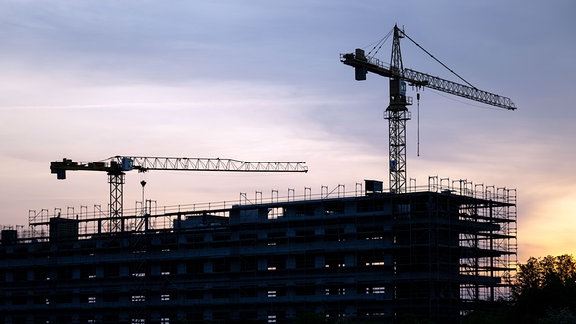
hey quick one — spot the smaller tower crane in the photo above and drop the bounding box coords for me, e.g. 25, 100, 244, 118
341, 25, 516, 193
50, 156, 308, 232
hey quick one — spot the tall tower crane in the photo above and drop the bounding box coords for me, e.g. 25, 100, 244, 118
341, 25, 516, 193
50, 156, 308, 232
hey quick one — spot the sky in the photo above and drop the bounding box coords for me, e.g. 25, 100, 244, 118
0, 0, 575, 263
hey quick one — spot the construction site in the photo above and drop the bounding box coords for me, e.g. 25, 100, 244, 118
0, 25, 517, 323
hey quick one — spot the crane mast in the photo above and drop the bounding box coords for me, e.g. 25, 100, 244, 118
341, 25, 516, 193
386, 26, 411, 194
50, 156, 308, 232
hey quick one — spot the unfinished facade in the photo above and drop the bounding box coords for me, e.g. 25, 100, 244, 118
0, 178, 516, 323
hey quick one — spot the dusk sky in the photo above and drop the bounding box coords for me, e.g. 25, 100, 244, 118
0, 1, 575, 262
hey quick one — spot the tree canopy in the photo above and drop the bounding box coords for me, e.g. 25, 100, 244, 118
512, 254, 576, 323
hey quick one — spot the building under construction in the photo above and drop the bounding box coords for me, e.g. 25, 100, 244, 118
0, 177, 516, 323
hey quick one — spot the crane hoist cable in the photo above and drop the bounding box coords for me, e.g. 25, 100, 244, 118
417, 92, 421, 157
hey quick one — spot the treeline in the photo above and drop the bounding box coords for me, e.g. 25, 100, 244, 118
465, 254, 576, 324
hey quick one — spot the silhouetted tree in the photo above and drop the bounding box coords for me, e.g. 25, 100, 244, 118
512, 254, 576, 323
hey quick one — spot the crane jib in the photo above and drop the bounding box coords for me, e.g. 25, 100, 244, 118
340, 51, 516, 110
49, 155, 308, 232
403, 69, 516, 110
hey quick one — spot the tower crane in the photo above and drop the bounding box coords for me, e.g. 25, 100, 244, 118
341, 25, 516, 193
50, 156, 308, 232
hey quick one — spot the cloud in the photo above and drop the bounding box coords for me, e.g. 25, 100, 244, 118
0, 0, 575, 261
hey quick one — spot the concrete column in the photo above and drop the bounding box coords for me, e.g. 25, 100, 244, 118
258, 258, 267, 271
204, 261, 212, 273
315, 255, 325, 268
286, 255, 296, 269
177, 262, 186, 275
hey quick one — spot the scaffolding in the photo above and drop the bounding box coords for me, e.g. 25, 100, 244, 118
1, 177, 516, 323
425, 177, 518, 306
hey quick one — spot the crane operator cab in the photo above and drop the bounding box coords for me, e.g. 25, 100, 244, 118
389, 78, 411, 110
